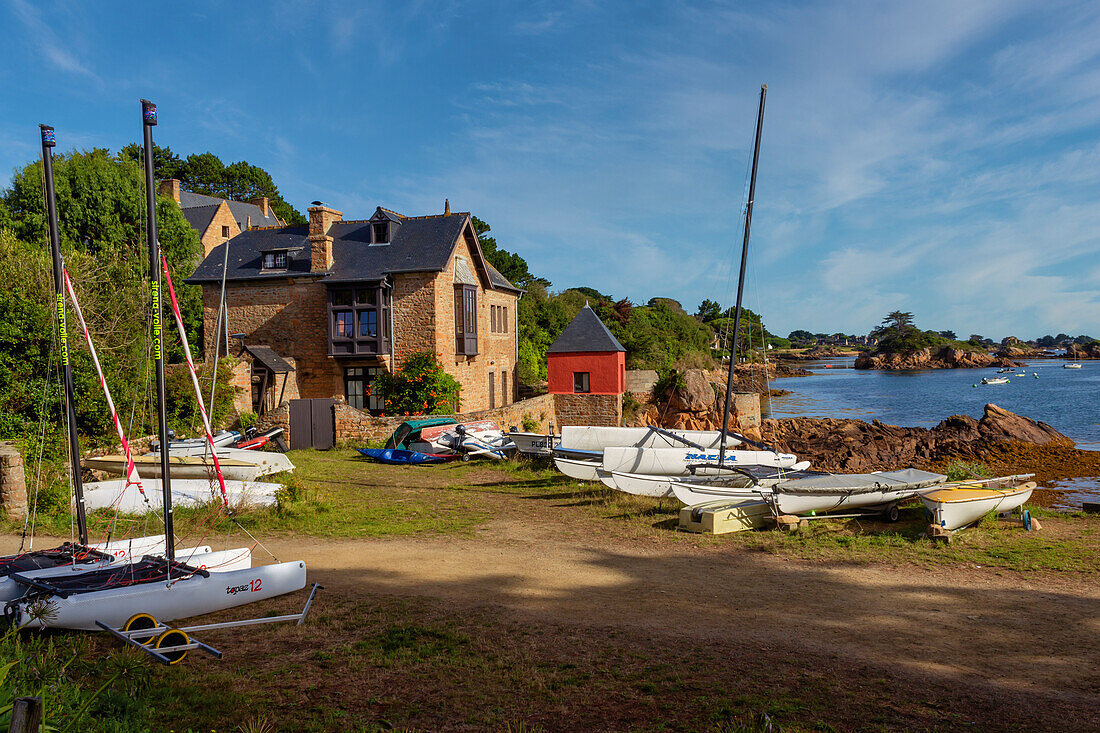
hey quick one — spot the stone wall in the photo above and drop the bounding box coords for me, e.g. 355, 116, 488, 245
553, 393, 622, 428
0, 442, 27, 521
625, 369, 658, 395
332, 392, 556, 444
200, 202, 241, 256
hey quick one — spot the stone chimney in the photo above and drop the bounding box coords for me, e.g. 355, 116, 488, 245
158, 178, 181, 204
307, 203, 342, 272
308, 203, 342, 236
249, 196, 270, 217
444, 198, 451, 216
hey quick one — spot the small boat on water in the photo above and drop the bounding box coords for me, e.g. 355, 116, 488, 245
980, 377, 1010, 385
1064, 362, 1082, 369
920, 474, 1036, 530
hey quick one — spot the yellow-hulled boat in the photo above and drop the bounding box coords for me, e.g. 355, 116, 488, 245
920, 474, 1036, 530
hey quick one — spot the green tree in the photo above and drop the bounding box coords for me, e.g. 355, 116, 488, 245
1, 149, 206, 453
471, 216, 547, 289
695, 299, 722, 322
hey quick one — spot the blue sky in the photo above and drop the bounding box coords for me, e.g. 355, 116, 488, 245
1, 0, 1098, 340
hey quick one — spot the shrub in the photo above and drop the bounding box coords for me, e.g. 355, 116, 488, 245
374, 352, 462, 416
944, 460, 992, 482
521, 416, 540, 432
237, 410, 258, 431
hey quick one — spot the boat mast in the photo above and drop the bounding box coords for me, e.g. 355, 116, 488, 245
719, 84, 766, 466
39, 124, 89, 547
141, 100, 174, 562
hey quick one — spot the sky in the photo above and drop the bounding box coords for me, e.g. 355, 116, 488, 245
1, 0, 1098, 340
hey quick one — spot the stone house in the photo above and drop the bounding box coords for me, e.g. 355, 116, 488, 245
186, 201, 521, 416
159, 179, 284, 256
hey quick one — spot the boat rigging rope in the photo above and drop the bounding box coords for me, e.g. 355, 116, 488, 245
63, 270, 150, 506
159, 254, 230, 508
21, 348, 56, 553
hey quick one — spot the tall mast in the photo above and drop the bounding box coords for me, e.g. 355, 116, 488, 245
719, 84, 766, 465
39, 124, 89, 547
141, 99, 174, 561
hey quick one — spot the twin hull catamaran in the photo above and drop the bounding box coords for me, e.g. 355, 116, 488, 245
6, 105, 307, 631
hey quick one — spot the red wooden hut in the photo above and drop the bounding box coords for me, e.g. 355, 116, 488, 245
547, 304, 625, 395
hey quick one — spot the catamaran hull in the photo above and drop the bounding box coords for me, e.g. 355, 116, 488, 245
11, 557, 305, 631
560, 427, 739, 452
84, 479, 280, 513
601, 446, 801, 478
0, 541, 212, 603
554, 456, 601, 481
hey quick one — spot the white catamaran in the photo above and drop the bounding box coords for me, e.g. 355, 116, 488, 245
5, 104, 307, 631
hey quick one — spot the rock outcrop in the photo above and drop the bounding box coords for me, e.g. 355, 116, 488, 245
1066, 342, 1100, 360
625, 369, 760, 437
764, 404, 1073, 473
855, 345, 995, 370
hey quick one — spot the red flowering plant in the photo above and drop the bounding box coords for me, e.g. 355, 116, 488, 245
374, 352, 462, 416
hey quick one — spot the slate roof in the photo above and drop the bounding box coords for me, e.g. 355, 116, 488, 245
177, 189, 283, 229
243, 345, 295, 374
186, 212, 522, 293
547, 305, 625, 353
181, 204, 221, 234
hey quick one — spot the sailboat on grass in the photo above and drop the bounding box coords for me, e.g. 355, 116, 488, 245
0, 123, 227, 604
5, 102, 307, 632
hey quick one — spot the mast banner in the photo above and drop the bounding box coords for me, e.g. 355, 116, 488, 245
62, 270, 146, 499
159, 255, 230, 507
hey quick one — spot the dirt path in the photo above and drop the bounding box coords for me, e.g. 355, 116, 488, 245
255, 519, 1099, 705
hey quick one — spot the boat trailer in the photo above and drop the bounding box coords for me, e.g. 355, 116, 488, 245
95, 582, 323, 665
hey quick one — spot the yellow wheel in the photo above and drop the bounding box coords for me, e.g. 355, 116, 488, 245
122, 613, 159, 645
154, 629, 190, 665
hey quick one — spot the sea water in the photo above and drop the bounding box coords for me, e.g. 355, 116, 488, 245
764, 358, 1100, 508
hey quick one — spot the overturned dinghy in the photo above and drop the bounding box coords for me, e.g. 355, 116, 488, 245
608, 465, 821, 498
84, 478, 281, 513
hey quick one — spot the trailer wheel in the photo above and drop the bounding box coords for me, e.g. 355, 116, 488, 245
461, 454, 471, 462
1022, 509, 1032, 531
883, 504, 900, 522
155, 629, 190, 665
123, 613, 159, 645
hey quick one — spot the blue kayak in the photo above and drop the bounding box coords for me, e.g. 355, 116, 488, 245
356, 448, 459, 465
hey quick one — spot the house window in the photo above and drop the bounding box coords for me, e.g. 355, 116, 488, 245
345, 366, 384, 413
329, 286, 390, 356
222, 225, 230, 238
488, 372, 495, 409
262, 252, 287, 270
455, 285, 477, 355
334, 311, 353, 338
501, 370, 508, 406
502, 306, 508, 333
358, 310, 377, 338
372, 221, 388, 243
574, 372, 590, 393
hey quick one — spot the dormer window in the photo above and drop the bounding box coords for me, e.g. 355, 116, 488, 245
372, 221, 388, 244
262, 251, 287, 270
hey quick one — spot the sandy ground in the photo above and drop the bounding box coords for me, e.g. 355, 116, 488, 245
6, 516, 1098, 730
256, 518, 1100, 702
